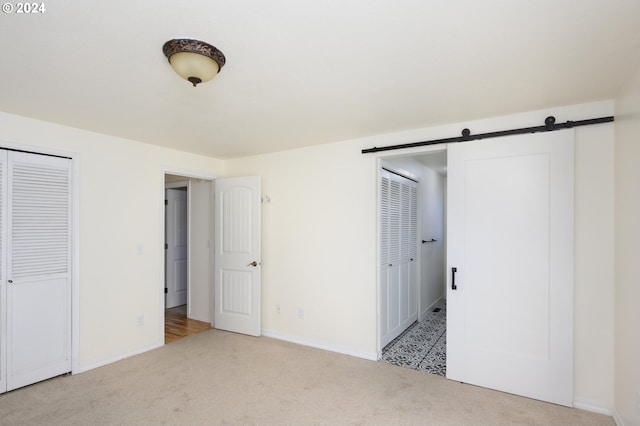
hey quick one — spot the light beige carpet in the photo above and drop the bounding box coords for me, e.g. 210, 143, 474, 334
0, 329, 613, 425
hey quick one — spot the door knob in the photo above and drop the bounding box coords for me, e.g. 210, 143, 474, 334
247, 261, 258, 267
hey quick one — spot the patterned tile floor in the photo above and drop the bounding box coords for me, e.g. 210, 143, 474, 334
381, 298, 446, 376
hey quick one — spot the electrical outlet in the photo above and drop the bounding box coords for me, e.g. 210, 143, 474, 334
137, 315, 144, 327
297, 308, 304, 319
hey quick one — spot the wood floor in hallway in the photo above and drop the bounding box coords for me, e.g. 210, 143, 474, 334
165, 305, 211, 344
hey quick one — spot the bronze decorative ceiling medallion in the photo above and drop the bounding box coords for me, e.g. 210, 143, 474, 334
162, 39, 226, 68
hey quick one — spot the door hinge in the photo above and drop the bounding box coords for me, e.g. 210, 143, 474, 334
164, 243, 168, 249
164, 287, 168, 294
165, 199, 168, 205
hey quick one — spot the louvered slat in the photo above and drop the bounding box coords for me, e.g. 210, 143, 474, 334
389, 179, 401, 265
11, 162, 70, 278
400, 183, 410, 260
380, 174, 390, 266
409, 185, 417, 258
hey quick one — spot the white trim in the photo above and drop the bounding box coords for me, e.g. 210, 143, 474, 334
74, 342, 163, 374
380, 161, 420, 182
573, 400, 613, 417
375, 159, 382, 355
165, 180, 189, 189
416, 177, 423, 323
261, 329, 378, 361
611, 408, 624, 426
0, 140, 77, 160
376, 145, 450, 357
421, 295, 445, 319
163, 167, 217, 181
71, 152, 80, 375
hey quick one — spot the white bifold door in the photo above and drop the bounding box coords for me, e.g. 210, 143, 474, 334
0, 150, 72, 393
379, 169, 418, 349
447, 131, 574, 406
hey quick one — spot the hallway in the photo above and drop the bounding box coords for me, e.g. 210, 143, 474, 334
165, 305, 211, 344
381, 299, 446, 376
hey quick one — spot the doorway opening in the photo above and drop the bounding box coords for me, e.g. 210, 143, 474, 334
163, 173, 214, 344
378, 149, 448, 376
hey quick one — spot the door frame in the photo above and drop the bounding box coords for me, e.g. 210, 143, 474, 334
0, 140, 79, 376
375, 145, 446, 356
159, 168, 217, 344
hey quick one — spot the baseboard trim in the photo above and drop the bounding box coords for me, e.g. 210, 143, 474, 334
573, 399, 614, 417
421, 295, 445, 320
611, 407, 624, 426
261, 329, 378, 361
74, 341, 164, 374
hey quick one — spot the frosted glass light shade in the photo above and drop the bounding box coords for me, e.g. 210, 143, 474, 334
169, 52, 219, 86
163, 39, 226, 87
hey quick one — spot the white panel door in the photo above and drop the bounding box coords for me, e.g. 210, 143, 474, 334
6, 151, 72, 391
165, 188, 188, 308
447, 131, 574, 406
213, 176, 261, 336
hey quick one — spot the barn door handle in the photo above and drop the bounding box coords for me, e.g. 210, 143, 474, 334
451, 267, 457, 290
247, 261, 258, 267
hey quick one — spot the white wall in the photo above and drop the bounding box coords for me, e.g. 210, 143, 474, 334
227, 100, 616, 411
416, 164, 446, 315
189, 179, 213, 323
0, 111, 225, 371
226, 143, 378, 358
614, 65, 640, 426
572, 122, 615, 413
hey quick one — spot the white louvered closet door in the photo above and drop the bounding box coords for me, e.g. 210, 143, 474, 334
380, 169, 418, 349
4, 151, 71, 392
0, 151, 7, 393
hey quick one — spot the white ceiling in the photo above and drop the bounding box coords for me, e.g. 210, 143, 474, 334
1, 1, 639, 159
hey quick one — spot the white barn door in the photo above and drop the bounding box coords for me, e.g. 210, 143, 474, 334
447, 131, 574, 406
213, 176, 261, 336
4, 151, 72, 392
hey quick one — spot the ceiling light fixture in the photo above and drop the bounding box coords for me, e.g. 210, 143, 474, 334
162, 38, 226, 87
